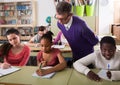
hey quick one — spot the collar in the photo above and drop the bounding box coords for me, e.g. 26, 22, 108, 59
64, 17, 73, 30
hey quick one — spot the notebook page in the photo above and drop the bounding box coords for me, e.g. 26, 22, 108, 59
0, 66, 20, 76
32, 66, 55, 78
97, 69, 112, 81
52, 45, 65, 49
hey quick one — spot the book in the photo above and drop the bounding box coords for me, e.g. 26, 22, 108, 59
32, 66, 55, 79
0, 66, 20, 77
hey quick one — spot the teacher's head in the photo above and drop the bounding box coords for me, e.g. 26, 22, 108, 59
56, 1, 72, 24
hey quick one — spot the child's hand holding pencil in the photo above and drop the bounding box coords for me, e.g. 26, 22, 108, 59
36, 67, 49, 76
40, 61, 47, 67
36, 63, 44, 76
36, 61, 48, 76
107, 64, 112, 79
39, 63, 42, 70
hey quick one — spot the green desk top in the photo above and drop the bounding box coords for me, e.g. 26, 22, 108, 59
68, 69, 120, 85
0, 66, 73, 85
1, 67, 119, 85
30, 51, 72, 58
30, 45, 71, 53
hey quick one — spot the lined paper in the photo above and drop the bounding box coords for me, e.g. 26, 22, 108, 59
0, 66, 20, 77
32, 66, 55, 78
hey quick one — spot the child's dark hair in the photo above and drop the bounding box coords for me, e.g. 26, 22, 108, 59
40, 31, 54, 43
38, 26, 46, 31
56, 1, 72, 14
6, 28, 20, 36
100, 36, 116, 47
0, 28, 20, 57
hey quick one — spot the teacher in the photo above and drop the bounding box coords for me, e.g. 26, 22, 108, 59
55, 1, 98, 62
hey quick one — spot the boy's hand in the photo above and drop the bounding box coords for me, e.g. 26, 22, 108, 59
107, 71, 112, 79
87, 71, 101, 81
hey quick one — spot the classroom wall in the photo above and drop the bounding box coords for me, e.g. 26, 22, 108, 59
37, 0, 114, 35
98, 0, 114, 35
36, 0, 56, 26
0, 0, 114, 35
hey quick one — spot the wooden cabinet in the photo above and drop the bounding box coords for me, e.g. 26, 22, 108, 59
114, 0, 120, 23
0, 0, 36, 41
112, 24, 120, 40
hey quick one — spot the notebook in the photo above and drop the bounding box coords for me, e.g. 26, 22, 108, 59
97, 69, 112, 81
32, 66, 55, 79
0, 66, 20, 77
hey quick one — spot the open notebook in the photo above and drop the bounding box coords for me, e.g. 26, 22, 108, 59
98, 69, 120, 81
32, 66, 55, 79
0, 66, 20, 77
97, 69, 112, 81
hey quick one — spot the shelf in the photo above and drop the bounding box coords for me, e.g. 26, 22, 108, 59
0, 0, 36, 41
17, 24, 33, 27
0, 36, 30, 41
0, 25, 16, 27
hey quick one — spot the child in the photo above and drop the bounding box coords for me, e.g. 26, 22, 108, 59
28, 26, 46, 47
0, 28, 30, 69
73, 36, 120, 81
53, 31, 69, 45
36, 31, 67, 76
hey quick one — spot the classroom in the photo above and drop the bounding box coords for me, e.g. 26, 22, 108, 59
0, 0, 120, 85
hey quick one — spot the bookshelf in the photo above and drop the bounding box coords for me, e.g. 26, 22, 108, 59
0, 0, 36, 41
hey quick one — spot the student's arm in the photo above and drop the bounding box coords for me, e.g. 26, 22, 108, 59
36, 52, 47, 67
50, 51, 67, 71
73, 52, 101, 81
36, 51, 67, 76
53, 31, 62, 44
73, 53, 96, 75
19, 46, 30, 66
29, 36, 35, 43
28, 37, 36, 46
28, 36, 40, 47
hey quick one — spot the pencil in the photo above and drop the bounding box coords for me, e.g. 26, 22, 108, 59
107, 64, 110, 71
39, 63, 42, 70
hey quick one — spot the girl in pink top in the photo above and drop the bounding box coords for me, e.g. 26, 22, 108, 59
36, 31, 67, 76
0, 28, 30, 69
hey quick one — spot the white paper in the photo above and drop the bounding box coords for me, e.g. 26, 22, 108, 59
52, 45, 65, 49
97, 69, 112, 81
32, 66, 55, 79
0, 66, 20, 77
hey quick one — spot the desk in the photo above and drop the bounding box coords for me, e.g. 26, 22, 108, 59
30, 45, 72, 58
30, 51, 72, 58
0, 67, 120, 85
0, 44, 72, 53
68, 69, 120, 85
0, 66, 73, 85
30, 45, 72, 53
